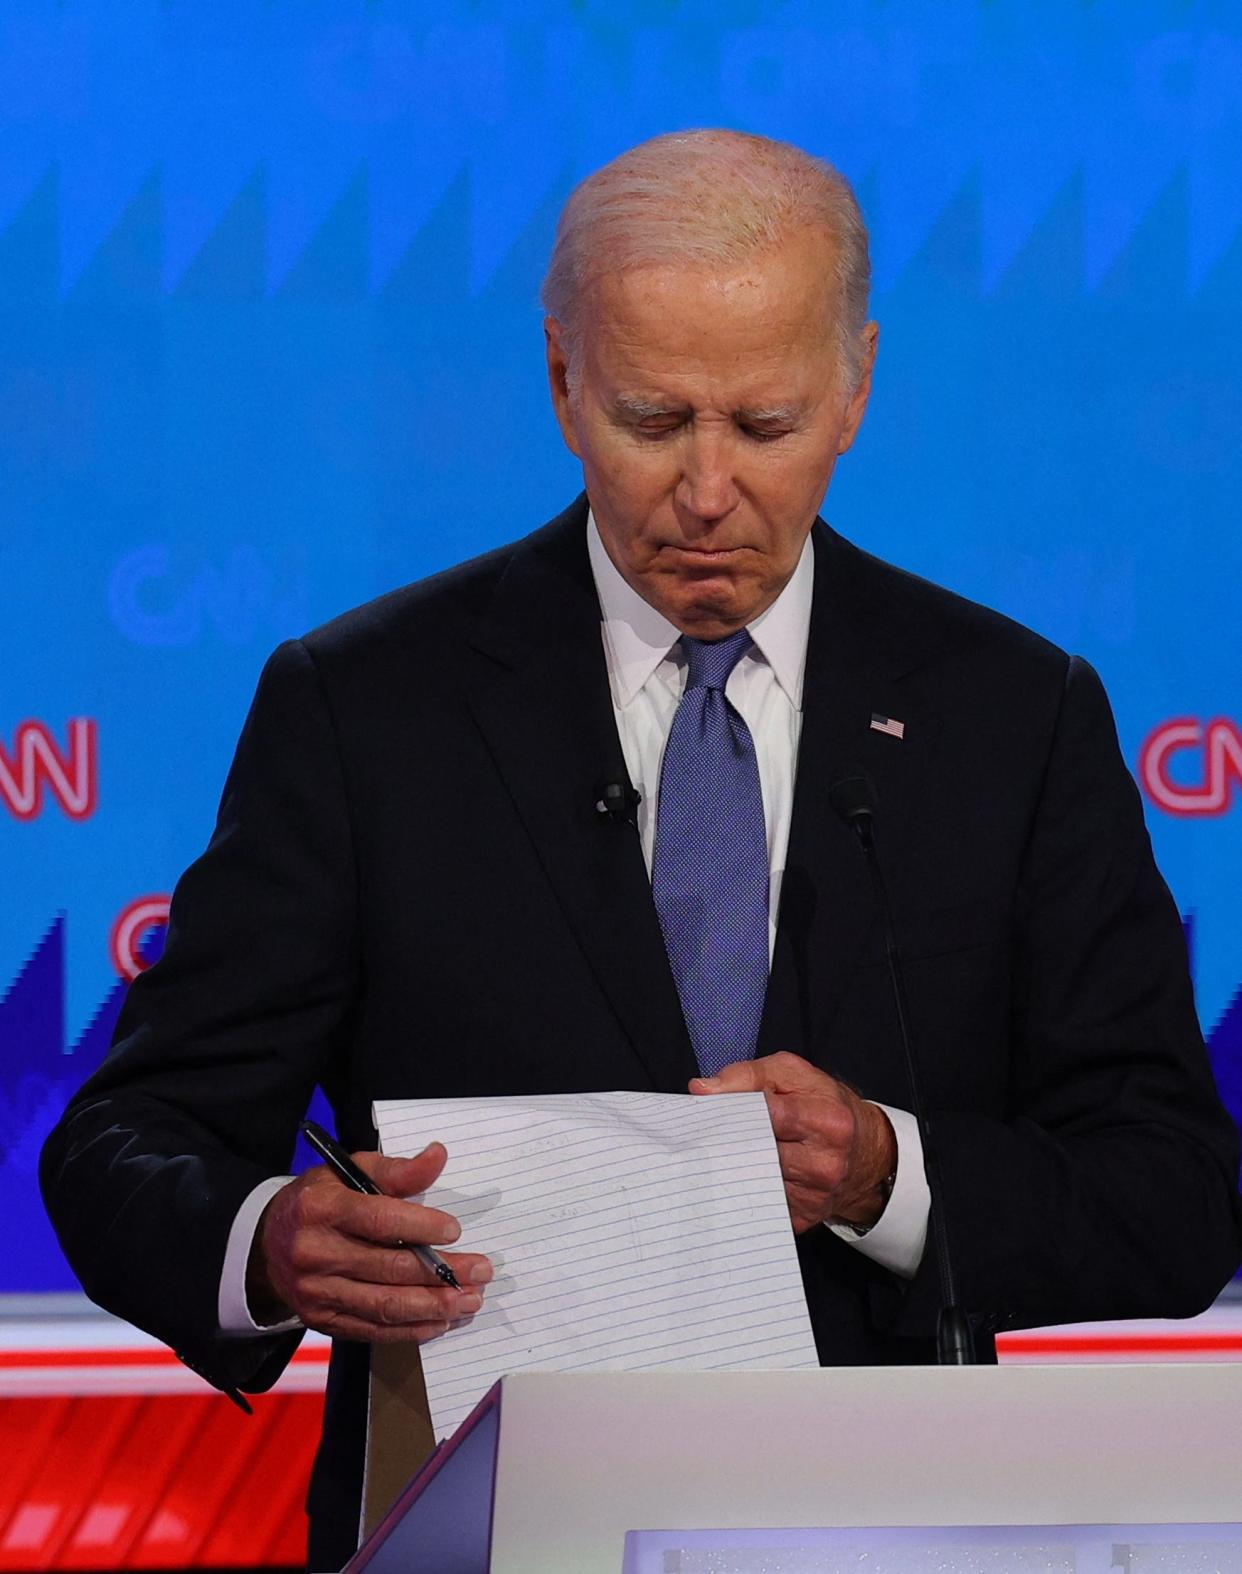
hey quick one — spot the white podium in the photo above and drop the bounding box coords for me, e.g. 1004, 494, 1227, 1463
344, 1364, 1242, 1573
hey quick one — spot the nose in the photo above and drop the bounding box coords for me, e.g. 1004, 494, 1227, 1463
675, 428, 740, 525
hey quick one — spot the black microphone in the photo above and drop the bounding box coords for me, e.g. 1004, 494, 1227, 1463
829, 771, 976, 1366
595, 780, 641, 826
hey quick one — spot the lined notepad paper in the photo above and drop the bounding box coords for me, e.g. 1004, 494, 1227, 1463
373, 1090, 818, 1441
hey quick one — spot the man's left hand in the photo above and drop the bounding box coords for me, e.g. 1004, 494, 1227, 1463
690, 1052, 897, 1234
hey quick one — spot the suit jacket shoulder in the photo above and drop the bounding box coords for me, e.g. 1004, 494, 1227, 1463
819, 525, 1071, 690
300, 496, 593, 680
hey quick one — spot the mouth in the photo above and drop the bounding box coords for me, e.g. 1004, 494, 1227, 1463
661, 544, 750, 565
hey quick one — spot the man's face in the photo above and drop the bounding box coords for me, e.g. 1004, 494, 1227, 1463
546, 227, 876, 638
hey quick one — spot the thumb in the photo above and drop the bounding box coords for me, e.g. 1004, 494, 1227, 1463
689, 1060, 762, 1095
351, 1142, 448, 1197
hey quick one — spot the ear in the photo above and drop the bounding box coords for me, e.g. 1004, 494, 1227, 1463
544, 316, 582, 459
837, 320, 879, 455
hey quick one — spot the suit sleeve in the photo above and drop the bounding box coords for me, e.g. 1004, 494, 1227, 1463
40, 638, 358, 1393
891, 655, 1242, 1342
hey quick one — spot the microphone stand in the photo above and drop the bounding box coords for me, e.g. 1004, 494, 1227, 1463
832, 776, 976, 1366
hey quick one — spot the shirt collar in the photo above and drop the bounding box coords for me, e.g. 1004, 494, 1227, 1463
744, 529, 814, 711
587, 509, 814, 711
587, 512, 679, 709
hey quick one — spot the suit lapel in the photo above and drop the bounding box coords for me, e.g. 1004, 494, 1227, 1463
758, 523, 935, 1084
462, 505, 936, 1092
462, 500, 697, 1094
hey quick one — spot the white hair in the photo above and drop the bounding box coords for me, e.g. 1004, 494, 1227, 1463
541, 129, 872, 391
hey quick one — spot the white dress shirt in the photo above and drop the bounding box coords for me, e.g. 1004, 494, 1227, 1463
588, 515, 928, 1281
217, 515, 928, 1336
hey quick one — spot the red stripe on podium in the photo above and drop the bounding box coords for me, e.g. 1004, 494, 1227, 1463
0, 1346, 330, 1369
998, 1332, 1242, 1356
0, 1392, 322, 1571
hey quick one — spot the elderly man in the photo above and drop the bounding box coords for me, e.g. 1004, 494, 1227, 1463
42, 131, 1242, 1570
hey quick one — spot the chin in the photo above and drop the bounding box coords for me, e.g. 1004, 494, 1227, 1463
666, 587, 751, 637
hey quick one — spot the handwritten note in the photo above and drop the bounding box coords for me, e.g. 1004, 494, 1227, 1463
372, 1090, 819, 1442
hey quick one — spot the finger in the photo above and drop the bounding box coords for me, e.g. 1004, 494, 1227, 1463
752, 1052, 846, 1094
351, 1142, 449, 1197
293, 1230, 495, 1290
688, 1061, 764, 1094
764, 1091, 855, 1147
303, 1275, 483, 1333
325, 1241, 494, 1291
301, 1181, 463, 1250
690, 1053, 839, 1097
301, 1311, 456, 1345
343, 1280, 483, 1330
772, 1175, 830, 1236
774, 1136, 849, 1194
440, 1253, 494, 1287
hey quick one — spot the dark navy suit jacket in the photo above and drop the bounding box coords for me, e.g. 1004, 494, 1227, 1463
42, 497, 1242, 1571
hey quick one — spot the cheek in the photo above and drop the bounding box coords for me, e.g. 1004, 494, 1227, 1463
762, 451, 839, 522
583, 440, 676, 516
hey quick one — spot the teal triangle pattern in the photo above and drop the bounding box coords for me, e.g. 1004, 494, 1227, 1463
382, 165, 470, 305
1097, 165, 1188, 302
480, 162, 576, 309
0, 167, 58, 312
889, 169, 981, 301
993, 169, 1084, 303
176, 166, 266, 301
278, 165, 368, 302
66, 167, 162, 303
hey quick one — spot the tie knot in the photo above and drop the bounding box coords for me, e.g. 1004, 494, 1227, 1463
682, 629, 752, 692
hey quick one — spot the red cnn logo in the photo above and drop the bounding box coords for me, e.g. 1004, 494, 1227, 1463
111, 896, 171, 981
1139, 718, 1242, 816
0, 719, 98, 821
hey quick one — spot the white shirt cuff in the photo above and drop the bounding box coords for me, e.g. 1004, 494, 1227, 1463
827, 1103, 929, 1280
217, 1175, 304, 1336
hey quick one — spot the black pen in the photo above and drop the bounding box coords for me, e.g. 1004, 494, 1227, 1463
299, 1119, 463, 1291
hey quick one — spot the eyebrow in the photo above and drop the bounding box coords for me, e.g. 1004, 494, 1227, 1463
611, 394, 685, 420
738, 403, 807, 424
610, 394, 807, 424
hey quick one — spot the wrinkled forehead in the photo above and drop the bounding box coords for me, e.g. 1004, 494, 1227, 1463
582, 226, 839, 333
576, 245, 842, 396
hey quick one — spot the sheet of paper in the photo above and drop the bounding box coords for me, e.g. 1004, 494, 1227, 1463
373, 1089, 819, 1441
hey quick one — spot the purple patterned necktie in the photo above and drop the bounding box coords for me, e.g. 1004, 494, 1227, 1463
652, 630, 769, 1078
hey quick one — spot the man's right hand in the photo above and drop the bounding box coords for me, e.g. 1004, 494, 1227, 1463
248, 1142, 492, 1342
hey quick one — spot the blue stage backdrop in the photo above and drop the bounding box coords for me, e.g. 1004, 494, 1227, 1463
2, 2, 1240, 1296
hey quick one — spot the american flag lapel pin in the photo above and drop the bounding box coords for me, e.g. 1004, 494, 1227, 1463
870, 713, 905, 739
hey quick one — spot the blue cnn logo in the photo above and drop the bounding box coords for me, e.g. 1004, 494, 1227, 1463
107, 544, 308, 648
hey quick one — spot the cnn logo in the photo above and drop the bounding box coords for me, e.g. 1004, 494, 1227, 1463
0, 720, 97, 821
1139, 718, 1242, 817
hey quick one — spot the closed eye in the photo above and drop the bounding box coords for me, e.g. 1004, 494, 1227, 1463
624, 414, 796, 442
